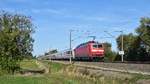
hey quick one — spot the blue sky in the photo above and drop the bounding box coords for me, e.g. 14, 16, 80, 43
0, 0, 150, 56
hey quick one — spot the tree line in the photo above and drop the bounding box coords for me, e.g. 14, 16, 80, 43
104, 17, 150, 62
116, 17, 150, 61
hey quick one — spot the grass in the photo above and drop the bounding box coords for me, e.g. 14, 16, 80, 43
0, 60, 150, 84
20, 60, 39, 70
41, 61, 131, 84
0, 74, 97, 84
0, 75, 44, 84
42, 61, 150, 84
41, 60, 67, 73
127, 74, 150, 83
0, 60, 98, 84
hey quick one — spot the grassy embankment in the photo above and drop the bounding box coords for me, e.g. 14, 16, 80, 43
0, 60, 98, 84
20, 60, 40, 70
42, 61, 150, 84
0, 60, 150, 84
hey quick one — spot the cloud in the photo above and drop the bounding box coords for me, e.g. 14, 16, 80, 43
30, 8, 66, 15
59, 13, 110, 22
78, 15, 109, 22
30, 8, 108, 22
29, 8, 110, 22
13, 0, 27, 2
2, 0, 28, 3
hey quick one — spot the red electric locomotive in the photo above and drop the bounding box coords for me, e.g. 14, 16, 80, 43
74, 41, 104, 61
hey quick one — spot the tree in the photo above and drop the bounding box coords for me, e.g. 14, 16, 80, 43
48, 49, 58, 54
116, 17, 150, 61
44, 49, 58, 56
136, 17, 150, 46
0, 11, 34, 74
136, 17, 150, 61
136, 17, 150, 53
103, 42, 117, 62
116, 33, 138, 60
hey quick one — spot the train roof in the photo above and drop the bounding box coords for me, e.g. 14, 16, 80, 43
75, 41, 100, 49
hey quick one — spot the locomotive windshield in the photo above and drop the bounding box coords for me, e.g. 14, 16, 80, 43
93, 44, 102, 48
98, 45, 102, 48
93, 45, 97, 48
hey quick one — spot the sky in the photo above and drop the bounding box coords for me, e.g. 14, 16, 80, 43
0, 0, 150, 56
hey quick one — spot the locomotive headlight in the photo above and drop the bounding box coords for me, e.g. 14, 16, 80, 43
91, 50, 104, 52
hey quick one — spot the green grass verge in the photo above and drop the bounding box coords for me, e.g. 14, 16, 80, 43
0, 74, 96, 84
0, 60, 150, 84
0, 60, 98, 84
41, 61, 150, 84
20, 60, 39, 70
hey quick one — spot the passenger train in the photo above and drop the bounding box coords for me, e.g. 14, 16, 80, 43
47, 41, 105, 61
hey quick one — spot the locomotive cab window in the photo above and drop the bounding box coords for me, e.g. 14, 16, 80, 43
93, 44, 102, 48
93, 45, 97, 48
98, 45, 102, 48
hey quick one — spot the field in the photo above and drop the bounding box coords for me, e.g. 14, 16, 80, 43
0, 60, 150, 84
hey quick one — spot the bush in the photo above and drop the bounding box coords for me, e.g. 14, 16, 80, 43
104, 51, 117, 62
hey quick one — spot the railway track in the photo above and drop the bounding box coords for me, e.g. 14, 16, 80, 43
51, 60, 150, 75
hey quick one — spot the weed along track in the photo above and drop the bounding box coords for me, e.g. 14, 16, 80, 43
74, 63, 150, 76
39, 61, 150, 84
52, 61, 150, 76
0, 60, 150, 84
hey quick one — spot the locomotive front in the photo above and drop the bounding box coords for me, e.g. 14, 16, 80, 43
89, 42, 104, 57
74, 41, 104, 61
